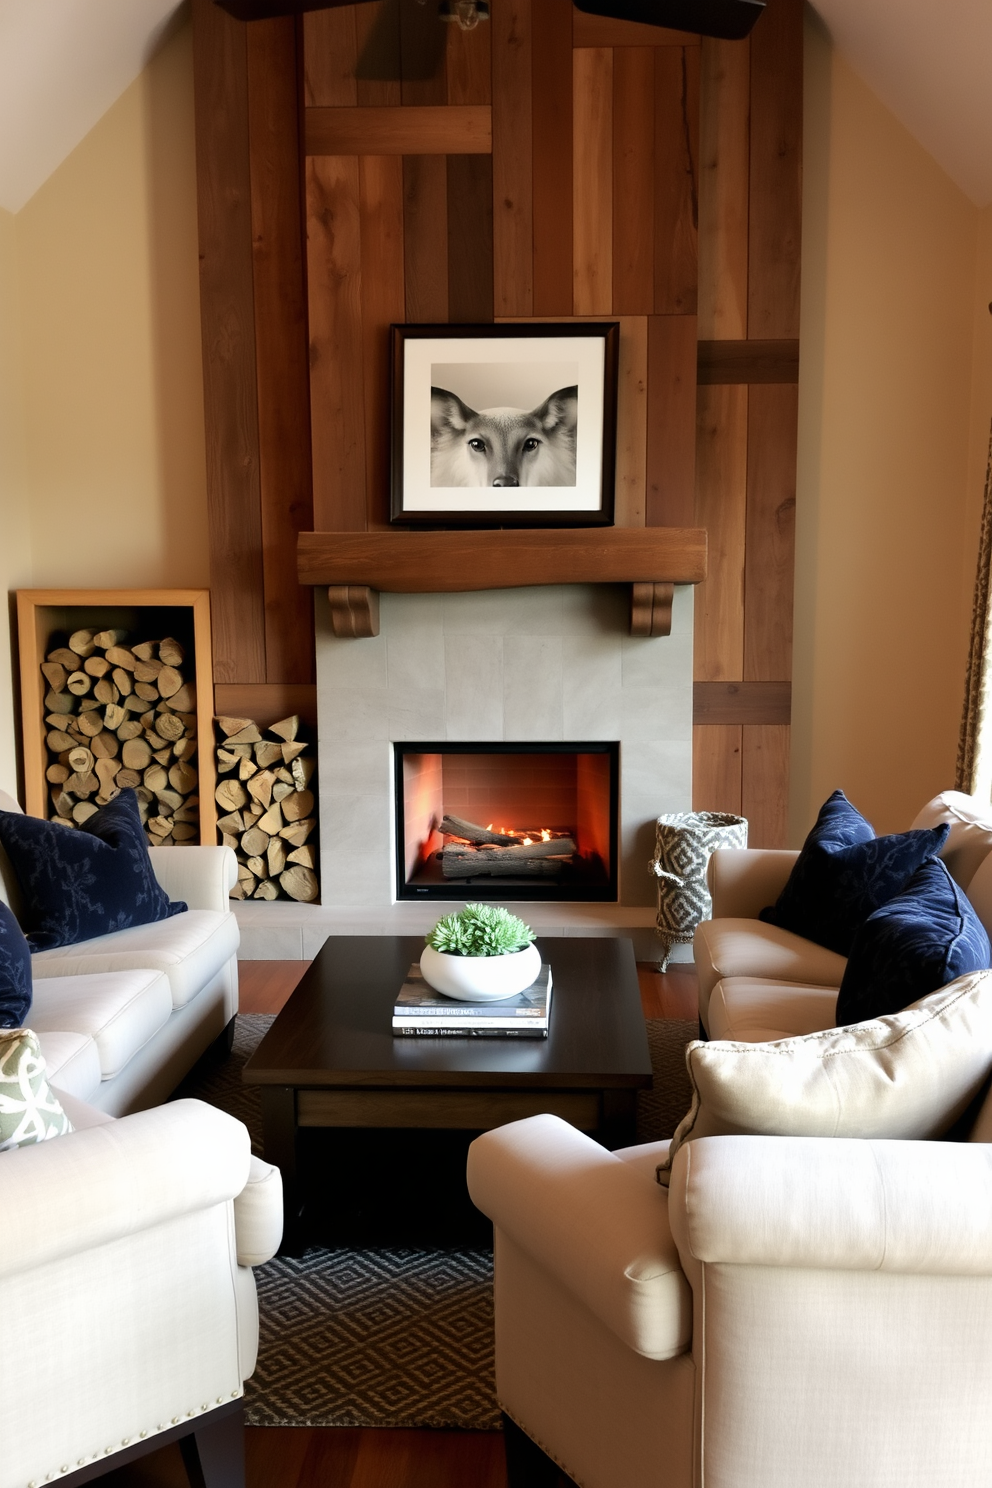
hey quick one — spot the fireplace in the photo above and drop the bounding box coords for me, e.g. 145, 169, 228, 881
395, 742, 619, 902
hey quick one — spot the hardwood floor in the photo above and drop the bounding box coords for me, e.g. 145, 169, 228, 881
110, 954, 697, 1488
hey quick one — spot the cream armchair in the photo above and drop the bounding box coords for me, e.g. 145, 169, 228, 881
0, 1098, 282, 1488
468, 1114, 992, 1488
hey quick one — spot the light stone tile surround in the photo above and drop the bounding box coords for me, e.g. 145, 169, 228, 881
313, 583, 693, 924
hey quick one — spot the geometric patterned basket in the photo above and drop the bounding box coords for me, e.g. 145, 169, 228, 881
649, 811, 748, 970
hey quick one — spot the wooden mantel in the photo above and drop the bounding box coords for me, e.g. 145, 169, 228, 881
297, 528, 707, 639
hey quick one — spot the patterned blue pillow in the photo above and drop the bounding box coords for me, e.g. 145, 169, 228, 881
759, 789, 950, 956
0, 900, 31, 1028
0, 790, 187, 952
836, 857, 991, 1025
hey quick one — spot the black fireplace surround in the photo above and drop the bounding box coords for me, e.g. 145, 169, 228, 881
394, 741, 619, 902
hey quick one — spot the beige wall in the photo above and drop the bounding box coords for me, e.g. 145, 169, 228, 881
0, 208, 32, 792
791, 10, 983, 839
0, 17, 207, 797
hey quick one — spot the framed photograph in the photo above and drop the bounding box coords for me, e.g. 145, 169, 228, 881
390, 322, 619, 527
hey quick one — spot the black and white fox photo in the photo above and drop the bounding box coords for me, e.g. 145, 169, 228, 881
428, 362, 580, 488
429, 383, 578, 488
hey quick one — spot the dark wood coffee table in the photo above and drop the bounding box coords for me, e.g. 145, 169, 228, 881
243, 935, 652, 1248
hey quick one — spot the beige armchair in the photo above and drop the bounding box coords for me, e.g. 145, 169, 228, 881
468, 1113, 992, 1488
0, 1098, 282, 1488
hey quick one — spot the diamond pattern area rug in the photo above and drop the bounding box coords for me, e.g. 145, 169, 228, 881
180, 1012, 693, 1429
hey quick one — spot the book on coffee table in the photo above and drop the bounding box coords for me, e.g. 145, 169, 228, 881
392, 961, 552, 1037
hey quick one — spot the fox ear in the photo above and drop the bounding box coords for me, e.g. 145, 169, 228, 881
536, 385, 578, 433
431, 387, 476, 435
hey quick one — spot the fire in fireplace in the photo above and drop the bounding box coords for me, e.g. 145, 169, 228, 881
394, 742, 619, 901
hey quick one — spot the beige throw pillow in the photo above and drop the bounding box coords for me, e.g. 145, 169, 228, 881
0, 1028, 73, 1151
657, 969, 992, 1185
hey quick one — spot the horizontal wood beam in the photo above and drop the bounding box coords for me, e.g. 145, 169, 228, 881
298, 527, 707, 590
305, 105, 492, 156
697, 339, 799, 384
693, 680, 792, 725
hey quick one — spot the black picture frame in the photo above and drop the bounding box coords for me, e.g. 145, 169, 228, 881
390, 321, 619, 527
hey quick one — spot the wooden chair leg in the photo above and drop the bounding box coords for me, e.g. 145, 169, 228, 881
503, 1413, 576, 1488
179, 1404, 245, 1488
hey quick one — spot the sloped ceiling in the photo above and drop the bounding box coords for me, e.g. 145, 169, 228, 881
0, 0, 989, 214
811, 0, 992, 207
0, 0, 184, 214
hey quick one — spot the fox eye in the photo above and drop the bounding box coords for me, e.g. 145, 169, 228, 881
468, 438, 486, 453
522, 437, 541, 453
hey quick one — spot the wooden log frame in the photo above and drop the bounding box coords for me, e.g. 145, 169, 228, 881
16, 590, 218, 845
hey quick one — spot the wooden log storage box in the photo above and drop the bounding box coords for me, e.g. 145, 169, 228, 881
16, 590, 218, 846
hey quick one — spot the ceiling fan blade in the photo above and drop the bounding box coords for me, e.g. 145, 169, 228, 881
573, 0, 765, 41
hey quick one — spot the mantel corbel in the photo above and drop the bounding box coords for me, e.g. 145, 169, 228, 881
299, 528, 707, 640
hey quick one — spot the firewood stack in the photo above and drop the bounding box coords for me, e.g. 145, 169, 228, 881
214, 715, 319, 903
40, 629, 199, 843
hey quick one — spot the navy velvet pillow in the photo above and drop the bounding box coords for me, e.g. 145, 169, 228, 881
0, 900, 31, 1028
836, 856, 991, 1025
759, 789, 950, 956
0, 790, 186, 952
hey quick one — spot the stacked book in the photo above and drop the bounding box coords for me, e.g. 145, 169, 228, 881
392, 961, 552, 1038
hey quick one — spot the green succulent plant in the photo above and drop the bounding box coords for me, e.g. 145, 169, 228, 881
426, 904, 535, 958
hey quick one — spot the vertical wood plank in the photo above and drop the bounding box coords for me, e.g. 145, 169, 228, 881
694, 384, 746, 680
191, 0, 266, 685
748, 0, 802, 337
492, 0, 533, 317
693, 724, 743, 815
303, 7, 358, 107
572, 48, 613, 316
403, 155, 448, 322
400, 0, 448, 106
697, 37, 749, 339
247, 19, 315, 685
306, 155, 367, 531
613, 316, 648, 527
612, 48, 655, 316
354, 0, 402, 107
645, 313, 696, 526
360, 154, 406, 529
447, 154, 494, 323
447, 11, 492, 105
532, 0, 574, 317
742, 723, 790, 846
653, 45, 699, 315
744, 383, 797, 681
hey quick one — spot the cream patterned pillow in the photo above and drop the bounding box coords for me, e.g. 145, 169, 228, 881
657, 969, 992, 1185
0, 1028, 73, 1150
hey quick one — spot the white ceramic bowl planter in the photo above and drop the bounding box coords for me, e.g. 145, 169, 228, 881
420, 941, 542, 1002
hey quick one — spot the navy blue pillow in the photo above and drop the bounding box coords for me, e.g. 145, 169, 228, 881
759, 789, 950, 956
0, 790, 186, 952
0, 900, 31, 1028
836, 856, 991, 1025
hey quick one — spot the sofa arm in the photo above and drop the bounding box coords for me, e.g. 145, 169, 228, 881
707, 847, 799, 919
668, 1135, 992, 1275
0, 1099, 250, 1282
467, 1114, 691, 1360
234, 1155, 283, 1265
149, 845, 239, 912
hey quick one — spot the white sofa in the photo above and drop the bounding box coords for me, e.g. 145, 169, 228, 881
469, 1113, 992, 1488
694, 790, 992, 1041
467, 792, 992, 1488
0, 1094, 283, 1488
0, 789, 240, 1114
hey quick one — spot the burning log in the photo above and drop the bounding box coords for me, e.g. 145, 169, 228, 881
440, 814, 522, 846
441, 836, 577, 879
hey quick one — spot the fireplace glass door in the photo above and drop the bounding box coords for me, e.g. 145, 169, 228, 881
394, 742, 619, 901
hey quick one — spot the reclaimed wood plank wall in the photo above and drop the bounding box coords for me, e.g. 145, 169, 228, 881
192, 0, 802, 842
